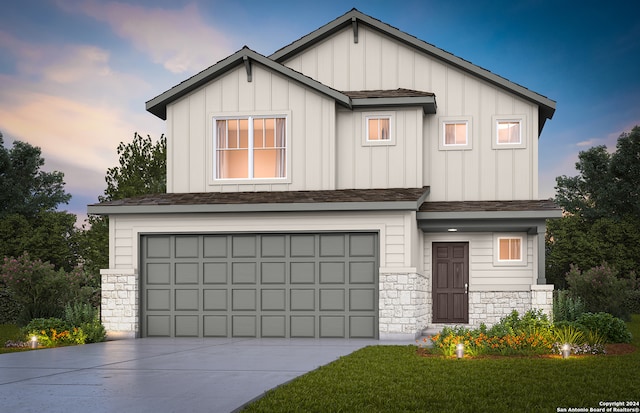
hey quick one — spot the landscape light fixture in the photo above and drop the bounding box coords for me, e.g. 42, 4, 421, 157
456, 343, 464, 359
30, 336, 38, 349
561, 343, 571, 359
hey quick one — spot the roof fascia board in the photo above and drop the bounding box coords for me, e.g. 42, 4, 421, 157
88, 200, 424, 215
270, 10, 555, 118
419, 218, 549, 234
351, 96, 437, 114
417, 209, 562, 221
146, 48, 351, 120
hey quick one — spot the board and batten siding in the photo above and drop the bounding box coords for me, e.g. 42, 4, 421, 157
108, 211, 422, 272
165, 64, 336, 193
284, 24, 540, 200
423, 232, 537, 292
336, 108, 423, 189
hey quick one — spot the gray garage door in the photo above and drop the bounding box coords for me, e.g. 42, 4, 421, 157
140, 233, 378, 338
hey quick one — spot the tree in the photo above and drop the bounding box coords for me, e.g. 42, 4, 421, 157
0, 136, 77, 270
0, 136, 70, 219
80, 133, 166, 275
548, 126, 640, 287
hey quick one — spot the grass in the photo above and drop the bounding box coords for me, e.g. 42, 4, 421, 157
242, 315, 640, 413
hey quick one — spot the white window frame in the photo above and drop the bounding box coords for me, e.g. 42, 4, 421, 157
362, 112, 395, 146
438, 116, 472, 150
493, 233, 527, 267
492, 115, 526, 149
211, 113, 290, 183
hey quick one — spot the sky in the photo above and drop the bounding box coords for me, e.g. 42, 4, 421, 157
1, 0, 639, 225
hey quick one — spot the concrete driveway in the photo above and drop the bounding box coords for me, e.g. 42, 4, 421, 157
0, 337, 410, 412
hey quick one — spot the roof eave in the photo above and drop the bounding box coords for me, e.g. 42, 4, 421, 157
351, 96, 437, 114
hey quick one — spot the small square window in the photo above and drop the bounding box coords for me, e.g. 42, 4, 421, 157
498, 238, 521, 261
497, 121, 521, 144
367, 117, 391, 141
444, 122, 468, 145
439, 117, 472, 150
362, 112, 395, 146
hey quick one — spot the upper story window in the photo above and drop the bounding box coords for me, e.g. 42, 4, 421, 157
439, 116, 472, 150
492, 116, 526, 149
214, 116, 286, 180
363, 112, 395, 146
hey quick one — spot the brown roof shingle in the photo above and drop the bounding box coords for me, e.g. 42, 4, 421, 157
342, 88, 435, 99
419, 199, 560, 213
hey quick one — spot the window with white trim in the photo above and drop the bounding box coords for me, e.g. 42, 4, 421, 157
492, 116, 526, 149
493, 233, 527, 266
439, 117, 472, 150
362, 112, 395, 146
214, 116, 286, 180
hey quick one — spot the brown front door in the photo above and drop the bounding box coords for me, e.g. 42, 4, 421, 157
432, 242, 469, 323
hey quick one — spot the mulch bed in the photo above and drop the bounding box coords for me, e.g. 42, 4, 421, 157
416, 343, 636, 358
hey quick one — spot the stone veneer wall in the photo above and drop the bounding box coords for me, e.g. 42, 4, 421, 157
100, 269, 138, 339
378, 271, 428, 340
466, 285, 554, 328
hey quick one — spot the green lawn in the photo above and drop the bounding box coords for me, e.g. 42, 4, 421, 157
242, 315, 640, 413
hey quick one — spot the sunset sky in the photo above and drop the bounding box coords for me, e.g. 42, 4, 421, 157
1, 0, 639, 224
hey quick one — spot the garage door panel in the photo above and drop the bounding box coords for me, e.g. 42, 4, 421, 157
232, 262, 257, 284
142, 233, 378, 338
175, 236, 199, 258
261, 235, 286, 257
350, 316, 375, 338
147, 263, 170, 284
320, 234, 345, 257
232, 315, 256, 337
261, 262, 286, 284
203, 289, 227, 310
319, 262, 345, 283
147, 289, 170, 311
204, 315, 227, 337
175, 315, 198, 337
320, 316, 345, 337
290, 316, 315, 337
203, 236, 227, 258
320, 289, 345, 311
146, 236, 171, 258
147, 315, 171, 337
290, 262, 315, 284
204, 263, 227, 284
232, 236, 256, 258
175, 263, 199, 284
290, 289, 315, 311
290, 235, 315, 257
261, 289, 286, 310
261, 316, 286, 337
175, 289, 199, 311
232, 289, 257, 311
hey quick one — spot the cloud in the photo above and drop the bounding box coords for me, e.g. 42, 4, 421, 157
58, 1, 234, 73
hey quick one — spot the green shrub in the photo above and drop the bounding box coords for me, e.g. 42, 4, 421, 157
566, 263, 632, 320
64, 302, 105, 343
22, 317, 86, 347
624, 290, 640, 315
575, 312, 632, 343
487, 309, 552, 337
0, 287, 21, 324
553, 289, 586, 322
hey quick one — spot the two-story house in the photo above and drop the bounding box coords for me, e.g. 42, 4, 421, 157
88, 9, 561, 340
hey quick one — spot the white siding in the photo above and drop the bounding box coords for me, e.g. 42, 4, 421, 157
166, 65, 336, 193
423, 232, 536, 292
109, 211, 422, 272
284, 25, 540, 200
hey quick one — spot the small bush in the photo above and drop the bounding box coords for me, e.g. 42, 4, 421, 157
575, 312, 632, 343
487, 309, 552, 337
63, 302, 106, 343
566, 263, 632, 320
22, 317, 86, 347
553, 290, 585, 322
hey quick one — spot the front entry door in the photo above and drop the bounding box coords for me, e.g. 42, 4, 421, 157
432, 243, 469, 323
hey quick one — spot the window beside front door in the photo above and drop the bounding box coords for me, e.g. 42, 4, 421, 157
493, 233, 527, 266
214, 116, 287, 180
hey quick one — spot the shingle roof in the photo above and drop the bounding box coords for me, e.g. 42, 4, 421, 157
419, 199, 560, 213
92, 187, 428, 207
342, 89, 435, 99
